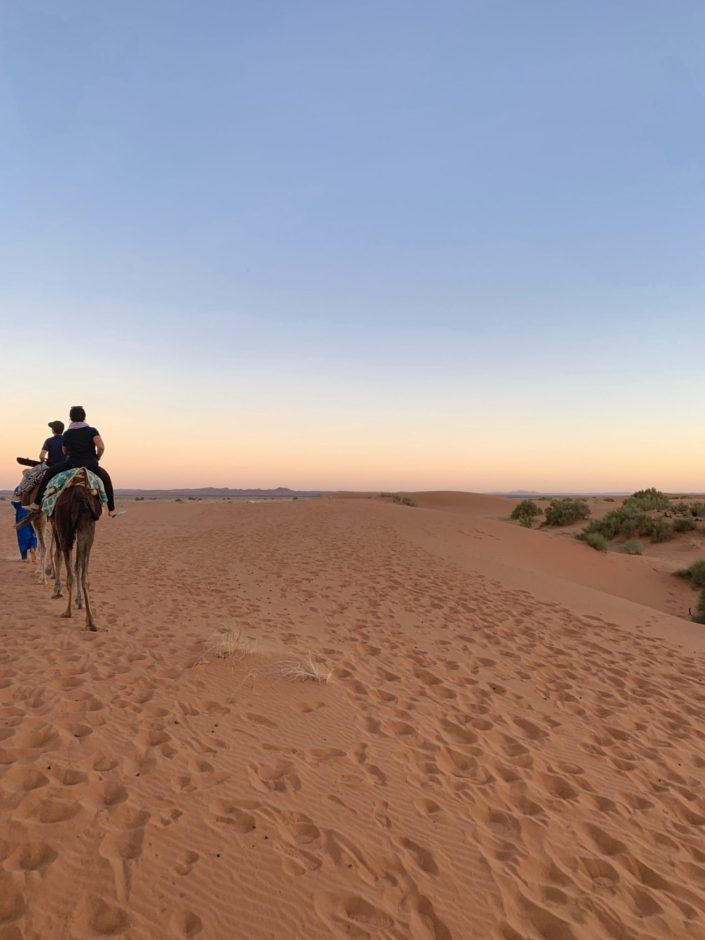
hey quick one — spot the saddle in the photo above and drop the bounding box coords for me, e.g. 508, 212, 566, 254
42, 467, 107, 519
15, 461, 49, 505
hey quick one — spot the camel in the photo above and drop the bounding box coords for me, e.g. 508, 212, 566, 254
49, 468, 103, 631
15, 481, 52, 584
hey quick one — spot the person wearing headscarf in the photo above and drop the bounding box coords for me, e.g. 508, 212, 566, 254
12, 473, 38, 561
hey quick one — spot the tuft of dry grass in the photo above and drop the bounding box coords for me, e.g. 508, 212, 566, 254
210, 626, 252, 660
192, 625, 256, 668
279, 653, 331, 684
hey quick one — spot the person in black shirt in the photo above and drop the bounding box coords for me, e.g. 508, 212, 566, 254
30, 406, 116, 515
40, 420, 65, 468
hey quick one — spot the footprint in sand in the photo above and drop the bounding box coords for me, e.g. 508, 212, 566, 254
414, 798, 443, 817
99, 828, 144, 901
0, 883, 26, 924
170, 910, 203, 938
71, 895, 129, 936
2, 766, 49, 793
397, 837, 439, 876
291, 700, 325, 714
16, 794, 82, 824
4, 841, 58, 872
242, 712, 277, 728
313, 891, 394, 936
175, 850, 200, 876
248, 759, 301, 794
208, 800, 257, 832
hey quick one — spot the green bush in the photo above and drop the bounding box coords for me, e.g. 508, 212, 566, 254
379, 492, 417, 507
624, 488, 672, 512
673, 516, 697, 533
675, 560, 705, 589
511, 500, 542, 527
583, 531, 608, 552
581, 505, 677, 544
619, 539, 645, 555
650, 518, 674, 543
689, 501, 705, 518
543, 498, 591, 527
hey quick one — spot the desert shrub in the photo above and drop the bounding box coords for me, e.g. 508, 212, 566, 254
673, 501, 690, 515
624, 488, 672, 512
511, 500, 542, 527
583, 507, 645, 540
619, 539, 645, 555
604, 497, 615, 502
673, 516, 697, 533
674, 560, 705, 589
583, 531, 608, 552
582, 505, 675, 544
543, 498, 591, 527
689, 501, 705, 517
649, 518, 674, 543
380, 492, 416, 507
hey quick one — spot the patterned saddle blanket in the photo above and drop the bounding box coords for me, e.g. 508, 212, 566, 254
17, 463, 48, 498
42, 468, 108, 518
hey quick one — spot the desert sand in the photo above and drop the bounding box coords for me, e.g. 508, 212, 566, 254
2, 493, 705, 939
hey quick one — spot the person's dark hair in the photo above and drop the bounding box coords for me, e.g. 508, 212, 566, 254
69, 405, 86, 422
48, 420, 65, 434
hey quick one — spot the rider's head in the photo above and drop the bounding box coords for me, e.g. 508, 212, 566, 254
69, 405, 86, 423
48, 420, 64, 434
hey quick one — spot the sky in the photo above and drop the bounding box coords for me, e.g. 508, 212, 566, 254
1, 1, 704, 491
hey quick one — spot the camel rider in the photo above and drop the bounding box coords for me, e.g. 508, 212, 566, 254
30, 405, 117, 517
40, 420, 65, 468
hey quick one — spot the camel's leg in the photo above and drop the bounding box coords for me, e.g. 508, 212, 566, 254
79, 539, 96, 632
51, 530, 63, 598
46, 526, 55, 578
75, 522, 96, 629
75, 550, 84, 610
60, 548, 73, 618
34, 516, 46, 585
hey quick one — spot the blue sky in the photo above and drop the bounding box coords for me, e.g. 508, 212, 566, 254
1, 2, 704, 489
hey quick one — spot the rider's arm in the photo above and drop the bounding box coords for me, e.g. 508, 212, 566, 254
93, 435, 105, 459
39, 448, 48, 462
62, 445, 69, 457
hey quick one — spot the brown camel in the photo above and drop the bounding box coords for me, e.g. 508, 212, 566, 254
50, 469, 103, 631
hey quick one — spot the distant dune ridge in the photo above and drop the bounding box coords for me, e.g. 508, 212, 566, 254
2, 490, 705, 938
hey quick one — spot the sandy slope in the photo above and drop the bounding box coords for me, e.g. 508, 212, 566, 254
2, 495, 705, 939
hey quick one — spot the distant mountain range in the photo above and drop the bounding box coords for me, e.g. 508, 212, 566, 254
113, 486, 329, 499
493, 491, 631, 498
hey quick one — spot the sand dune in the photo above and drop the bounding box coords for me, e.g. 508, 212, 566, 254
2, 494, 705, 939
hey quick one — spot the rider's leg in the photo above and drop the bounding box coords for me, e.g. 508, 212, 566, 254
94, 466, 116, 514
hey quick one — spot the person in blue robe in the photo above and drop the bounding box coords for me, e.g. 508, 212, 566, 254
12, 483, 38, 561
